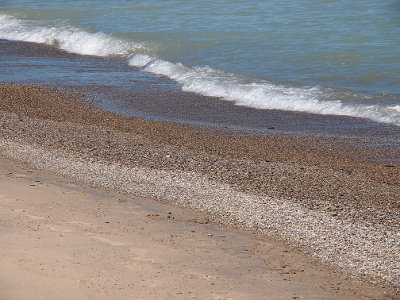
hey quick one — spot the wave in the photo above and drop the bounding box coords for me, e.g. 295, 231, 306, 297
0, 14, 144, 56
1, 14, 399, 126
129, 55, 400, 126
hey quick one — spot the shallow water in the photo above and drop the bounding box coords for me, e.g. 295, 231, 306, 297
1, 39, 400, 145
0, 1, 399, 126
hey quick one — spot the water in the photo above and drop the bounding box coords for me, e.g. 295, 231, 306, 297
0, 0, 400, 127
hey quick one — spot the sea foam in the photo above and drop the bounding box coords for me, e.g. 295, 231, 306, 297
129, 54, 400, 126
1, 13, 399, 126
0, 14, 143, 56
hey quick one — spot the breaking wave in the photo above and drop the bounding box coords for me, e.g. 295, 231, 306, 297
1, 14, 399, 126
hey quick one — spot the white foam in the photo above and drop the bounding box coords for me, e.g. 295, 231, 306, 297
133, 58, 400, 126
0, 14, 143, 56
128, 54, 154, 67
2, 13, 399, 126
389, 105, 400, 113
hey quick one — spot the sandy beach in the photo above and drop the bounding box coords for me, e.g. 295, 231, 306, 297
0, 83, 399, 299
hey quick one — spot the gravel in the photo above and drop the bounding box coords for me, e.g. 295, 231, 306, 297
0, 83, 399, 290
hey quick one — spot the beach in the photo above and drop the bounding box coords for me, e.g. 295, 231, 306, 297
0, 153, 386, 300
0, 83, 399, 299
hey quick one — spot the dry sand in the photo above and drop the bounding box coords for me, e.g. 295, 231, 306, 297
0, 155, 375, 300
0, 83, 399, 299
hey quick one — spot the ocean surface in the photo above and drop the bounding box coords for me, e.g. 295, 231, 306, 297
0, 0, 399, 132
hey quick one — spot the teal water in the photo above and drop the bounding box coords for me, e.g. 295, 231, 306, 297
0, 0, 399, 125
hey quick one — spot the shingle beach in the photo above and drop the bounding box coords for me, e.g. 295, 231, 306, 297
0, 83, 399, 297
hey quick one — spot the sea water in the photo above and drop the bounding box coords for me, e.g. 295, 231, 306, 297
0, 0, 399, 127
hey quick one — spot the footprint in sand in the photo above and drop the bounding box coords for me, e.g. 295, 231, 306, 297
0, 195, 14, 208
139, 279, 163, 288
123, 210, 140, 215
86, 233, 126, 246
126, 248, 158, 265
61, 190, 88, 197
70, 220, 93, 227
184, 270, 218, 281
131, 254, 157, 263
46, 225, 72, 233
26, 214, 45, 220
13, 209, 45, 220
212, 292, 235, 300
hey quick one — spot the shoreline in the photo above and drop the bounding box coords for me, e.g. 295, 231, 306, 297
1, 39, 399, 138
0, 83, 399, 297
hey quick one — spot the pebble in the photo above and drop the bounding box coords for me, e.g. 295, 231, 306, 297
0, 83, 399, 291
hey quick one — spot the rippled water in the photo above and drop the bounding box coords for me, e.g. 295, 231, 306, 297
0, 0, 399, 125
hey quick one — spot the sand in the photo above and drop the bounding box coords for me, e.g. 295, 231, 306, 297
0, 155, 374, 300
0, 83, 399, 299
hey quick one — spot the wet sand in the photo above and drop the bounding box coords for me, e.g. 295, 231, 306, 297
0, 83, 399, 299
